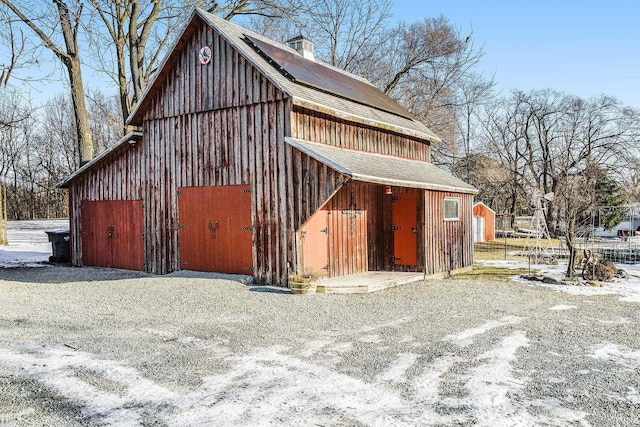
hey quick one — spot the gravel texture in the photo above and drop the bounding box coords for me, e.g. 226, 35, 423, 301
1, 266, 639, 426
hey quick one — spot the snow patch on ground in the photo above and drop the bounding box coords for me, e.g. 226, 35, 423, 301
477, 259, 640, 302
444, 315, 524, 347
466, 331, 533, 425
0, 317, 593, 426
376, 353, 419, 383
549, 304, 578, 311
0, 219, 68, 268
466, 332, 589, 426
592, 343, 640, 368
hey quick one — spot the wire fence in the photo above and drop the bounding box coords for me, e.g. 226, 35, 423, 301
475, 236, 640, 264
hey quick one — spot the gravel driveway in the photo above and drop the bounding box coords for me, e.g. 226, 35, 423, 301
1, 266, 639, 426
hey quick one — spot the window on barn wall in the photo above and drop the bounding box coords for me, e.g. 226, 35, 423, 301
444, 198, 460, 221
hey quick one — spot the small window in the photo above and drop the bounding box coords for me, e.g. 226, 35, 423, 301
444, 198, 460, 221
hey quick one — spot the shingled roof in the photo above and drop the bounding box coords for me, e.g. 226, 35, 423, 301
286, 137, 477, 194
128, 8, 440, 143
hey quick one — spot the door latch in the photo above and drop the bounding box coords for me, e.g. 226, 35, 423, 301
208, 220, 219, 239
107, 225, 114, 238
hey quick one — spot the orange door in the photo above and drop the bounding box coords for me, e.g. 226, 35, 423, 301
81, 200, 144, 270
300, 209, 329, 277
392, 193, 417, 266
178, 185, 253, 274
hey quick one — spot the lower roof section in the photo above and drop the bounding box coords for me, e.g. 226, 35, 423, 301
285, 137, 477, 195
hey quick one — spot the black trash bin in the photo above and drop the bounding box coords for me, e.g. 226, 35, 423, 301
45, 230, 70, 263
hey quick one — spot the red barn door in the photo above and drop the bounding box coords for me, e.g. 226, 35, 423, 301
299, 210, 329, 277
178, 185, 253, 274
80, 200, 144, 270
392, 193, 418, 266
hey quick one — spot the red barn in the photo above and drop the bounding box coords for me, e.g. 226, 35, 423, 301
473, 202, 496, 242
59, 8, 477, 287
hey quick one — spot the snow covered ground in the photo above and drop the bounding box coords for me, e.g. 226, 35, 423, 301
476, 259, 640, 303
0, 219, 69, 267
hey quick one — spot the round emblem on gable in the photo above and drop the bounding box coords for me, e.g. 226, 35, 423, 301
199, 46, 212, 65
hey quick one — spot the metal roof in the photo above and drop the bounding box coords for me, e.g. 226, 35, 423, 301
195, 10, 440, 142
285, 137, 477, 194
245, 35, 417, 121
127, 9, 440, 142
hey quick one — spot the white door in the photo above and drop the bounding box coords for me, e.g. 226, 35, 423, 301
473, 216, 484, 242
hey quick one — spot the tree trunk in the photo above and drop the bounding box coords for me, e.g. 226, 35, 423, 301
54, 1, 93, 166
116, 32, 129, 129
1, 0, 94, 166
66, 57, 93, 165
565, 217, 576, 278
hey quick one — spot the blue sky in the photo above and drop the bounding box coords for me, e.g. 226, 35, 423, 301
10, 1, 639, 110
391, 0, 640, 108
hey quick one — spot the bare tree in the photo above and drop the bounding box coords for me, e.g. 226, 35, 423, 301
477, 89, 638, 276
0, 90, 31, 183
370, 17, 484, 164
477, 90, 534, 223
41, 94, 80, 172
86, 89, 123, 154
454, 72, 495, 163
87, 1, 303, 127
291, 0, 392, 71
0, 7, 26, 87
559, 165, 624, 277
203, 0, 301, 20
1, 0, 93, 165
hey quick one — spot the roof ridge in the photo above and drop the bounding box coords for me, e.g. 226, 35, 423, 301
199, 9, 373, 85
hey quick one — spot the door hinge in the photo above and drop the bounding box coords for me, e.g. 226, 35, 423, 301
177, 224, 186, 230
180, 261, 189, 265
392, 225, 402, 231
391, 256, 402, 262
241, 189, 251, 193
243, 267, 254, 271
242, 227, 253, 231
139, 204, 144, 209
320, 227, 328, 234
392, 196, 402, 202
177, 191, 185, 195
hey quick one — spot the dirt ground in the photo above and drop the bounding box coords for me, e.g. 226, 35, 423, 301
1, 265, 640, 426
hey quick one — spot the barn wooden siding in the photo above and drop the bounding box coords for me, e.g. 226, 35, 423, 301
67, 143, 144, 268
291, 107, 431, 161
424, 191, 474, 275
68, 14, 473, 284
319, 183, 426, 276
140, 18, 299, 282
